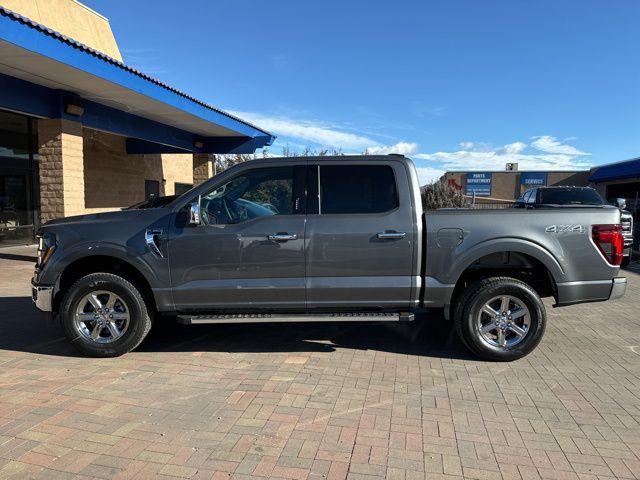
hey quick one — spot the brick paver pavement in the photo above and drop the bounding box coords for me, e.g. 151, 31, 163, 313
0, 246, 639, 479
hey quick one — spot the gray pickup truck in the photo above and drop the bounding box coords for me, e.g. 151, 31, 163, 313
31, 155, 627, 361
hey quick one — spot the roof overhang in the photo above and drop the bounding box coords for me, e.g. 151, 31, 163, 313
0, 7, 275, 154
589, 158, 640, 183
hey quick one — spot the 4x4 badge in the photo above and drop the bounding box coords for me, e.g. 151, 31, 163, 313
545, 225, 585, 234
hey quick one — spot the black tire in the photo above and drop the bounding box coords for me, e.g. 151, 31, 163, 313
453, 276, 546, 361
60, 273, 152, 357
621, 256, 630, 268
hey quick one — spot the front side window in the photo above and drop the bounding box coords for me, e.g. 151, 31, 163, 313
319, 165, 398, 214
200, 166, 295, 225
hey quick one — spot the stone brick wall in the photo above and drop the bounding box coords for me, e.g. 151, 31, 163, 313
193, 153, 215, 186
36, 123, 210, 221
83, 129, 194, 213
37, 118, 85, 222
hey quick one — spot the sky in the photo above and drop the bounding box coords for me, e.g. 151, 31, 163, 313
84, 0, 640, 184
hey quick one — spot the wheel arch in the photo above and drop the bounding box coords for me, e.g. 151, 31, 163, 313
53, 254, 156, 314
446, 242, 561, 320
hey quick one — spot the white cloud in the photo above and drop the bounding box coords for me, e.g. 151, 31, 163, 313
229, 110, 377, 150
530, 136, 590, 156
415, 138, 592, 172
227, 109, 591, 180
497, 141, 527, 155
416, 167, 446, 185
365, 142, 420, 156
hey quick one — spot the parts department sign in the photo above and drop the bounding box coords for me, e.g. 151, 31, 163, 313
465, 172, 492, 196
520, 172, 548, 186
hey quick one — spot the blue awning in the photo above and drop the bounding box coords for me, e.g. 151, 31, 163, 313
589, 158, 640, 183
0, 6, 275, 154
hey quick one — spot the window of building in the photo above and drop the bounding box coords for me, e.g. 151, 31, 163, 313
199, 166, 300, 225
174, 182, 193, 196
144, 180, 160, 199
0, 110, 38, 246
318, 165, 398, 214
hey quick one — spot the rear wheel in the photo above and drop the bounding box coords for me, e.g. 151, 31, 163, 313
60, 273, 152, 357
453, 276, 546, 361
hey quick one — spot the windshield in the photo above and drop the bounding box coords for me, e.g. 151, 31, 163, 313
538, 188, 604, 206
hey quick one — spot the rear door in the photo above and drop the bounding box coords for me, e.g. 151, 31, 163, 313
305, 160, 415, 310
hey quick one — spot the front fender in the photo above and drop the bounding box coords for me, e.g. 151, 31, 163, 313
41, 240, 166, 289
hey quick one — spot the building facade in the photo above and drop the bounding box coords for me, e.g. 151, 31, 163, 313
0, 1, 273, 246
442, 170, 591, 202
589, 157, 640, 204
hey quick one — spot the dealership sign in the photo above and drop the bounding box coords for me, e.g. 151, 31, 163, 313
520, 172, 548, 186
466, 172, 492, 196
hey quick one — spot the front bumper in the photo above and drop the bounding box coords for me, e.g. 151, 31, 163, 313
610, 277, 627, 300
31, 279, 53, 312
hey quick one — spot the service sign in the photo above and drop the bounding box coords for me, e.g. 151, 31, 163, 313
520, 172, 548, 186
465, 172, 492, 196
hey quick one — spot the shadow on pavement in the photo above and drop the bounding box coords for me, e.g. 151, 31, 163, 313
0, 295, 474, 360
0, 253, 37, 263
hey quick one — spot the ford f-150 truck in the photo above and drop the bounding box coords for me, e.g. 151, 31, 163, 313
31, 155, 627, 361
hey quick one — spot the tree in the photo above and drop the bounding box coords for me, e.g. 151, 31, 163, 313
421, 180, 470, 210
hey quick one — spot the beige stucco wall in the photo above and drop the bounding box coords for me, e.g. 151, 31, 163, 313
83, 129, 193, 214
1, 0, 123, 61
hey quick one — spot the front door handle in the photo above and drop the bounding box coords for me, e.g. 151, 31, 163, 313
268, 232, 298, 242
377, 231, 406, 240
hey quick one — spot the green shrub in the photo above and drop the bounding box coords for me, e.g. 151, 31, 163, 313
421, 181, 470, 210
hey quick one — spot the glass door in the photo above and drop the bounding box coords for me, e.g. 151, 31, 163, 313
0, 110, 38, 247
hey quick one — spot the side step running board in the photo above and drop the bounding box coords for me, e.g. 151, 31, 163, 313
177, 312, 415, 325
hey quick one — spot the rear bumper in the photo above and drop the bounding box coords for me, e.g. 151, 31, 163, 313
610, 277, 627, 300
31, 279, 53, 312
556, 277, 626, 306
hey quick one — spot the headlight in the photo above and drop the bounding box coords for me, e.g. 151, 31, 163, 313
37, 233, 57, 267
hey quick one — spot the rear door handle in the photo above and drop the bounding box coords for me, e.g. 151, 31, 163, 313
268, 232, 298, 242
377, 231, 406, 240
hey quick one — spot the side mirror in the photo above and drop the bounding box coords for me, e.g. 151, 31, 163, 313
188, 201, 201, 226
616, 198, 627, 210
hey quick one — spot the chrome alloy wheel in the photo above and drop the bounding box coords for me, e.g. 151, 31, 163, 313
74, 290, 130, 344
476, 295, 530, 349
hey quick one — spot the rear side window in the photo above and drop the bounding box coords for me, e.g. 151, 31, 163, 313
319, 165, 398, 214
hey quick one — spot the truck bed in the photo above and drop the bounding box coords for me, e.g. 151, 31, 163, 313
422, 206, 623, 308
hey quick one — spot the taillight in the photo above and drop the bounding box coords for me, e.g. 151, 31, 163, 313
592, 224, 623, 266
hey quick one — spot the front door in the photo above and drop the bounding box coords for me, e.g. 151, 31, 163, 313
305, 161, 415, 310
168, 164, 307, 311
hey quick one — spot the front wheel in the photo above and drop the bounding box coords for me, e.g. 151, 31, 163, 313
453, 276, 546, 361
60, 273, 153, 357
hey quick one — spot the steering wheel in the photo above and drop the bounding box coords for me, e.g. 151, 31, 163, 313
221, 197, 237, 222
